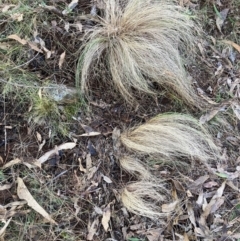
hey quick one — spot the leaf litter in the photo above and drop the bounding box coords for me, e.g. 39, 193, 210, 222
1, 0, 240, 240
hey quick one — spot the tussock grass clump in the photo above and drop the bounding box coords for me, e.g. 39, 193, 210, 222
121, 113, 220, 163
121, 180, 167, 219
120, 156, 151, 180
77, 0, 200, 106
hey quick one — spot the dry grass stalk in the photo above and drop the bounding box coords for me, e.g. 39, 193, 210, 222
121, 180, 167, 219
77, 0, 200, 106
121, 113, 220, 163
119, 156, 151, 180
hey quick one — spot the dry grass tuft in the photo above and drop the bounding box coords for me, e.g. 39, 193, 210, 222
120, 156, 152, 180
121, 113, 220, 163
77, 0, 200, 106
121, 180, 167, 219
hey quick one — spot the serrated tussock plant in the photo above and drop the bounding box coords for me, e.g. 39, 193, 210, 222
121, 180, 168, 219
120, 156, 152, 180
77, 0, 200, 106
121, 113, 220, 163
119, 113, 220, 219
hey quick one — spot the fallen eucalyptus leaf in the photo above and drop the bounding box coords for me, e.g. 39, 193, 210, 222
37, 142, 76, 163
0, 218, 12, 238
59, 51, 66, 69
7, 34, 27, 45
162, 200, 178, 213
102, 203, 111, 231
17, 177, 57, 225
87, 218, 99, 240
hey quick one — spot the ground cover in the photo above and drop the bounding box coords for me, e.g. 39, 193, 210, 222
0, 0, 240, 240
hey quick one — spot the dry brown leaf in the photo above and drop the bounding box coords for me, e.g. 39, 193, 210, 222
162, 200, 178, 213
4, 201, 27, 209
195, 227, 207, 237
183, 233, 190, 241
87, 218, 99, 240
0, 42, 11, 50
42, 46, 51, 59
37, 147, 58, 164
102, 203, 111, 232
37, 142, 76, 163
201, 181, 226, 219
34, 37, 51, 58
210, 197, 224, 213
27, 41, 43, 53
199, 109, 220, 124
87, 166, 97, 180
172, 179, 185, 192
188, 175, 209, 189
80, 132, 101, 137
231, 101, 240, 120
7, 34, 27, 45
17, 177, 57, 225
175, 233, 186, 240
197, 88, 218, 105
130, 223, 144, 230
0, 205, 20, 222
38, 139, 46, 152
223, 40, 240, 53
186, 190, 193, 198
1, 158, 40, 170
36, 132, 42, 142
80, 124, 101, 137
59, 51, 66, 69
146, 228, 162, 241
22, 160, 40, 169
229, 78, 240, 94
80, 124, 92, 132
187, 203, 197, 228
196, 190, 204, 206
0, 183, 13, 191
103, 175, 112, 184
1, 158, 22, 169
86, 153, 92, 170
78, 158, 86, 173
203, 181, 219, 188
172, 186, 178, 200
0, 218, 12, 238
199, 104, 227, 124
226, 180, 240, 192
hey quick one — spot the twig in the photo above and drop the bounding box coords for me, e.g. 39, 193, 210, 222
3, 92, 7, 155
